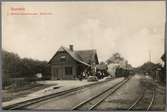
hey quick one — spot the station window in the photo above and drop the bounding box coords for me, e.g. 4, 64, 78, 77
65, 67, 72, 75
60, 56, 66, 62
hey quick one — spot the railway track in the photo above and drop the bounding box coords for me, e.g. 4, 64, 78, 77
128, 88, 155, 111
72, 78, 130, 110
3, 78, 115, 110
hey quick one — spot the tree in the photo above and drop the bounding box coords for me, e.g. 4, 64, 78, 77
106, 52, 132, 69
2, 50, 51, 80
160, 53, 166, 83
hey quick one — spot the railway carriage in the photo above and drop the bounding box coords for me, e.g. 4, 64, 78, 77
115, 67, 133, 78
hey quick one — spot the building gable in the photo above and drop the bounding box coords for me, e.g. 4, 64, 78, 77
49, 46, 99, 66
49, 47, 76, 65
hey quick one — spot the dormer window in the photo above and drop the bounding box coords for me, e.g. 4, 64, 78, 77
60, 56, 66, 62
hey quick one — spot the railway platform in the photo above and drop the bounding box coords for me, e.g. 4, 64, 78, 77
2, 78, 108, 109
2, 75, 165, 111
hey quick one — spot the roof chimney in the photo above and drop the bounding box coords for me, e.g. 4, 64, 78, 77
69, 45, 74, 51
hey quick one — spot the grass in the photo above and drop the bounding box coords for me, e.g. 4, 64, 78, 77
2, 83, 53, 102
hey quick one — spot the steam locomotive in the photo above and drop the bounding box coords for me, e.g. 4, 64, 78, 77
115, 67, 134, 78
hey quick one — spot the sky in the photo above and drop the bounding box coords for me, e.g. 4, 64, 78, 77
2, 1, 166, 67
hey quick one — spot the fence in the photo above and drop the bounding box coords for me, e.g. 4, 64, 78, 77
2, 77, 38, 90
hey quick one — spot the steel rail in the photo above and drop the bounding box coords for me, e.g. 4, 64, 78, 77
128, 88, 155, 111
3, 78, 112, 110
146, 88, 155, 111
72, 78, 130, 110
128, 90, 145, 110
89, 78, 129, 110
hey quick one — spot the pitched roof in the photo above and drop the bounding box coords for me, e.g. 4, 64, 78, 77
49, 46, 98, 66
76, 49, 97, 64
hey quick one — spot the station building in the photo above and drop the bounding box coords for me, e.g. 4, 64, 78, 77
49, 45, 99, 80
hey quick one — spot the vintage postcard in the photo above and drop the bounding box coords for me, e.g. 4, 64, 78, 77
1, 1, 166, 111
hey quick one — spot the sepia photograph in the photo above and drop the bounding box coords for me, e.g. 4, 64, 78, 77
1, 1, 166, 111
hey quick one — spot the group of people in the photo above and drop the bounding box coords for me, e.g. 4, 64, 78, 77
77, 68, 107, 81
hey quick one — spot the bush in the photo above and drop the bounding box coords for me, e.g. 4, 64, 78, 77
2, 50, 51, 88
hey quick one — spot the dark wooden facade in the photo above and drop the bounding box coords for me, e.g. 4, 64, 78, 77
49, 45, 99, 80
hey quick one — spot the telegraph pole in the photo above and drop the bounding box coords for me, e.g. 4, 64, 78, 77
149, 50, 151, 62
